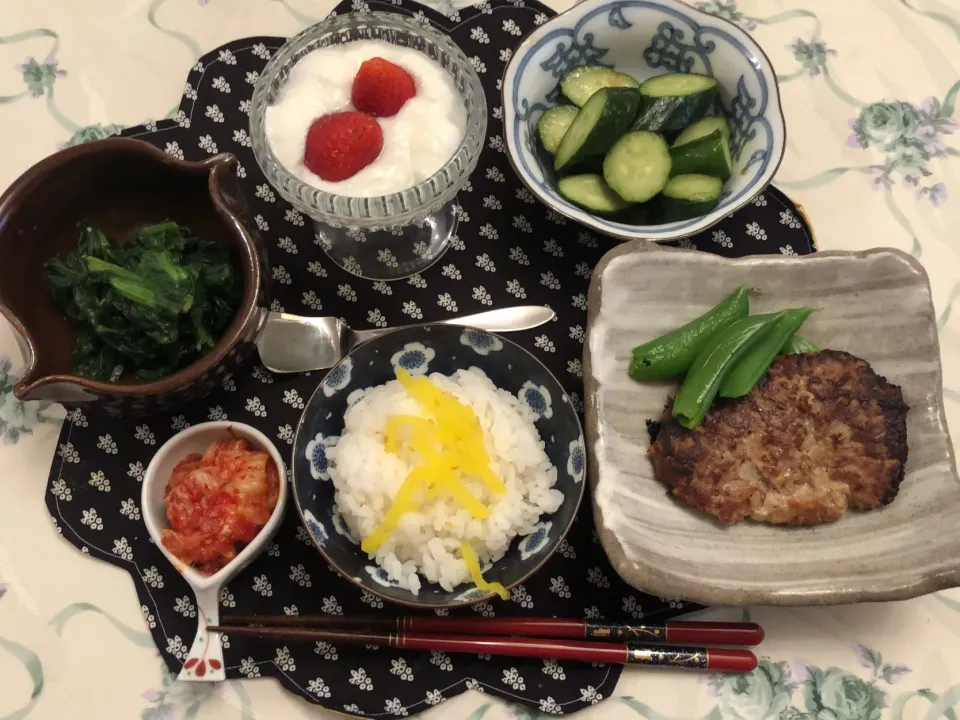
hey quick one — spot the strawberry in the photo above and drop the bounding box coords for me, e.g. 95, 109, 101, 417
303, 111, 383, 182
351, 57, 417, 118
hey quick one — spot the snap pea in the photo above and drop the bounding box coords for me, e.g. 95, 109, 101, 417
718, 308, 813, 399
782, 334, 820, 355
628, 285, 749, 381
672, 311, 785, 429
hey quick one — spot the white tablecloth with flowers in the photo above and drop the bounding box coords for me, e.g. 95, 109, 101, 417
2, 1, 960, 718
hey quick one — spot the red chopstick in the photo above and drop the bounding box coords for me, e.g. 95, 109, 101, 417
207, 625, 756, 672
225, 614, 764, 646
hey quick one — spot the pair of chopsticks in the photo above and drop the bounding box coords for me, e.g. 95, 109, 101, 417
209, 615, 763, 672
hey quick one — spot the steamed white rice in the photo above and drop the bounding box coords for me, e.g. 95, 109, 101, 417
328, 367, 563, 595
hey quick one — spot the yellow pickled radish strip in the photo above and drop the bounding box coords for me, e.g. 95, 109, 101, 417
440, 402, 481, 436
477, 465, 506, 494
383, 415, 438, 450
361, 468, 427, 552
456, 431, 505, 493
398, 369, 476, 430
411, 431, 443, 465
383, 415, 426, 454
438, 474, 489, 519
460, 541, 509, 600
364, 369, 508, 552
383, 413, 428, 434
361, 501, 415, 553
460, 444, 505, 494
396, 369, 442, 410
402, 370, 506, 496
434, 418, 463, 447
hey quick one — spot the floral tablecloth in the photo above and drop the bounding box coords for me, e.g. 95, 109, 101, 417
2, 0, 960, 718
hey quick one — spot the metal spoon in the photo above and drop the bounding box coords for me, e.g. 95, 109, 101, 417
256, 305, 556, 374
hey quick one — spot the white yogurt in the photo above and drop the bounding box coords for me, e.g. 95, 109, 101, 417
265, 40, 467, 198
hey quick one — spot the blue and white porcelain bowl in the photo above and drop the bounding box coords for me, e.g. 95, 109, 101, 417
502, 0, 786, 242
291, 324, 586, 608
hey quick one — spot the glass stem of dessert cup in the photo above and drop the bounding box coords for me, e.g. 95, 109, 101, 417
313, 197, 459, 281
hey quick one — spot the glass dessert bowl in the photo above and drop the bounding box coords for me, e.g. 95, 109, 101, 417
250, 11, 487, 280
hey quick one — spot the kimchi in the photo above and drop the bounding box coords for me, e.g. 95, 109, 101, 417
162, 438, 280, 574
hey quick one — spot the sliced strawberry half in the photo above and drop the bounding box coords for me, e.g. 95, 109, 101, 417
351, 57, 417, 118
303, 111, 384, 182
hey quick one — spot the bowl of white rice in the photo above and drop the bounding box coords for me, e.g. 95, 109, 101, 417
291, 324, 586, 608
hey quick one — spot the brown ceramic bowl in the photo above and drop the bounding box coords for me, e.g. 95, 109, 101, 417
0, 137, 269, 416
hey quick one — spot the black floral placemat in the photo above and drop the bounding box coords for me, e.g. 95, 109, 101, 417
44, 1, 815, 716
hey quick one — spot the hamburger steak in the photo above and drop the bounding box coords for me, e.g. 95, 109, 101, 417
648, 350, 909, 525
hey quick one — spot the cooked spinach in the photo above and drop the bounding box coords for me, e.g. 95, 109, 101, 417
45, 221, 241, 381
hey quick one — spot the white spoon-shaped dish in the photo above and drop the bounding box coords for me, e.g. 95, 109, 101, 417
142, 421, 288, 682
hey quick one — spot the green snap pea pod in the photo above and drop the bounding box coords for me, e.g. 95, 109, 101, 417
628, 285, 749, 381
672, 311, 786, 429
718, 308, 813, 399
781, 334, 820, 355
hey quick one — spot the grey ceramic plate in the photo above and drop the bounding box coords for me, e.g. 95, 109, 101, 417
583, 242, 960, 606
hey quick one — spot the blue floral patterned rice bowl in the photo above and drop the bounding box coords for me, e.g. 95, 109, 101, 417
291, 324, 585, 608
502, 0, 785, 242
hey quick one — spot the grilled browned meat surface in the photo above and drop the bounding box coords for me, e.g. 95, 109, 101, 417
648, 350, 909, 525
